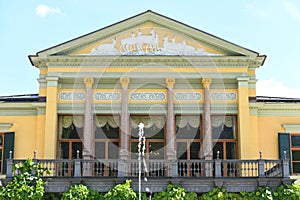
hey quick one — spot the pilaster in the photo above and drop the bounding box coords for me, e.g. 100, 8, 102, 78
44, 76, 59, 159
237, 77, 252, 159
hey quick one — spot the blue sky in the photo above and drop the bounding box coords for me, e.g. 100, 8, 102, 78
1, 0, 300, 97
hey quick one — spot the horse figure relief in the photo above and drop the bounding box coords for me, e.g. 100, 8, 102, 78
91, 38, 118, 55
89, 28, 213, 56
119, 28, 159, 54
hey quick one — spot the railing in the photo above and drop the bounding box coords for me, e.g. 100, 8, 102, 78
126, 159, 170, 177
5, 151, 290, 179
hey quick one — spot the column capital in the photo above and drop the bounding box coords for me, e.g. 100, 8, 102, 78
165, 78, 175, 89
202, 78, 212, 89
84, 77, 94, 88
120, 77, 130, 89
237, 77, 249, 87
46, 76, 59, 87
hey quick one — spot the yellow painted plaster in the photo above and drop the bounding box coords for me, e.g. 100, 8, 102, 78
237, 86, 251, 159
39, 88, 47, 97
258, 116, 300, 159
44, 86, 58, 159
0, 116, 38, 159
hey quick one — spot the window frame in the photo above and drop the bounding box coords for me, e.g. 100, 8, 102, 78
211, 115, 238, 160
290, 133, 300, 174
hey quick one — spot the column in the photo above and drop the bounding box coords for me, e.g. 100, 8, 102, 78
166, 78, 176, 160
120, 77, 130, 160
202, 78, 212, 160
83, 77, 94, 160
82, 77, 94, 176
237, 77, 251, 159
44, 76, 59, 159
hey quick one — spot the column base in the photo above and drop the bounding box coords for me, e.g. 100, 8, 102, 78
166, 150, 176, 160
119, 149, 129, 160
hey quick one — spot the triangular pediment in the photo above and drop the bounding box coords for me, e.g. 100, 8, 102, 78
34, 10, 263, 58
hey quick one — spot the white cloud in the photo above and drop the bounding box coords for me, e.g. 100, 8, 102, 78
36, 5, 62, 17
284, 1, 300, 22
256, 78, 300, 98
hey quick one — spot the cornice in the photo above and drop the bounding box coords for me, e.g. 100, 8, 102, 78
250, 102, 300, 116
42, 56, 254, 67
0, 103, 46, 115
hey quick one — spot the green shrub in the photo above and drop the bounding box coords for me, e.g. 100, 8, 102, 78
62, 184, 103, 200
0, 158, 49, 200
201, 186, 241, 200
104, 180, 137, 200
277, 183, 300, 200
153, 184, 197, 200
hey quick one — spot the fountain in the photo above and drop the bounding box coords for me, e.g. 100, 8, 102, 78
137, 122, 148, 200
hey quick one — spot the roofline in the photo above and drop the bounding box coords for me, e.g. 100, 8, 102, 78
31, 10, 266, 63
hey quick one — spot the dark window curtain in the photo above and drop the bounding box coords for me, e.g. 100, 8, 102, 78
3, 132, 14, 174
278, 132, 291, 174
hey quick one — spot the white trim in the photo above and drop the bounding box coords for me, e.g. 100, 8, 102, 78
282, 124, 300, 133
0, 123, 13, 132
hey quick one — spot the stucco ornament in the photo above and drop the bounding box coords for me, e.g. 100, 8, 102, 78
89, 28, 221, 56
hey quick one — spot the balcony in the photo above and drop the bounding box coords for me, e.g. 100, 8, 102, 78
2, 152, 293, 193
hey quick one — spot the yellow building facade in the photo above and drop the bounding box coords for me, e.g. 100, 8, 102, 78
1, 10, 300, 180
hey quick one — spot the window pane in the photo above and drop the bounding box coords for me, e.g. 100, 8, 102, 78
131, 125, 164, 139
293, 162, 300, 173
190, 142, 200, 159
226, 142, 236, 159
95, 142, 105, 159
292, 150, 300, 161
62, 124, 82, 139
213, 142, 223, 159
176, 126, 200, 139
131, 142, 139, 159
59, 142, 69, 159
292, 136, 300, 147
145, 126, 164, 139
177, 142, 187, 159
95, 126, 119, 139
0, 135, 3, 145
149, 142, 164, 159
108, 142, 119, 159
212, 116, 236, 139
72, 142, 82, 159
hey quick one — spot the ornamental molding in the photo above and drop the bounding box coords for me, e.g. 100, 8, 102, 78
130, 92, 166, 101
249, 103, 300, 116
0, 123, 13, 132
211, 92, 237, 101
174, 92, 202, 101
58, 92, 85, 101
94, 92, 121, 101
282, 124, 300, 133
43, 56, 252, 67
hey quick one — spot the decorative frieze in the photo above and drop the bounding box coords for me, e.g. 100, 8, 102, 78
94, 92, 121, 101
174, 92, 202, 101
58, 92, 85, 101
211, 92, 237, 101
130, 92, 166, 101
